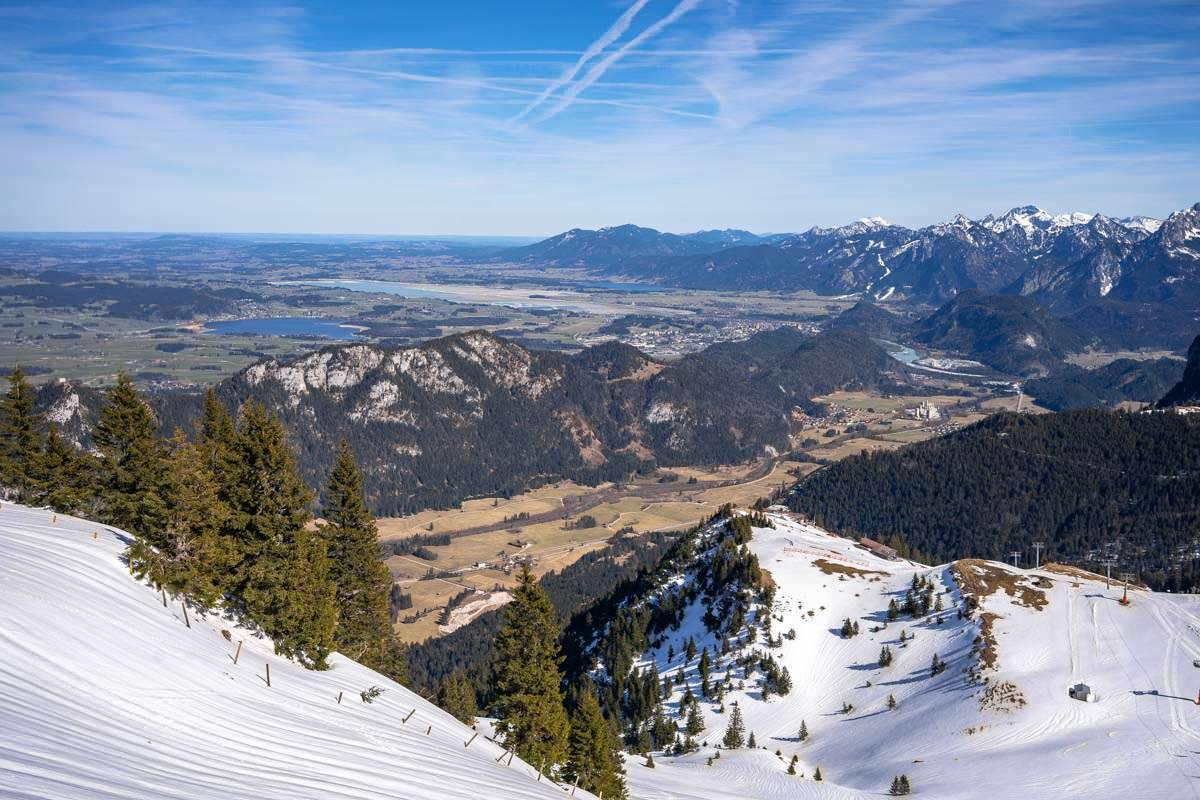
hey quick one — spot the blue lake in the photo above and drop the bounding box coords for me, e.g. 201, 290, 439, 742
203, 317, 361, 339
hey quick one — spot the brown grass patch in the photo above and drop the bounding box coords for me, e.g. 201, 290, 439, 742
951, 559, 1049, 611
812, 558, 889, 579
1042, 563, 1107, 583
758, 566, 777, 590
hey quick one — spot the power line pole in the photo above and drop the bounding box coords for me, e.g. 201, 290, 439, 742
1102, 557, 1117, 589
1009, 551, 1021, 569
1032, 541, 1045, 569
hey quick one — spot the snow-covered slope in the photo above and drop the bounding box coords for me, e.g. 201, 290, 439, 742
627, 512, 1200, 800
0, 504, 582, 800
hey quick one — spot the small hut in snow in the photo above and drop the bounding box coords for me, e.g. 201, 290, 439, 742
1069, 683, 1096, 702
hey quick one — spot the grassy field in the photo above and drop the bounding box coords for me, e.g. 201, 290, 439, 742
383, 458, 807, 643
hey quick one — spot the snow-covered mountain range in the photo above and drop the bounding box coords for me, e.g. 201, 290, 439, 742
497, 204, 1200, 320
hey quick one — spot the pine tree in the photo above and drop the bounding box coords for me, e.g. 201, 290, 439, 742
93, 372, 165, 541
748, 730, 756, 748
493, 564, 569, 771
879, 644, 893, 667
0, 365, 43, 500
722, 702, 745, 748
814, 766, 823, 782
685, 702, 704, 736
887, 597, 899, 620
131, 430, 235, 608
891, 774, 912, 795
229, 404, 335, 669
645, 753, 655, 768
787, 755, 797, 775
564, 689, 626, 799
223, 403, 312, 580
931, 653, 946, 676
438, 669, 478, 724
243, 525, 337, 668
196, 388, 236, 485
887, 693, 897, 711
31, 423, 90, 514
698, 647, 711, 695
798, 720, 808, 741
320, 441, 397, 675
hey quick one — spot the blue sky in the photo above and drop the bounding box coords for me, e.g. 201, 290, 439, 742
1, 0, 1197, 234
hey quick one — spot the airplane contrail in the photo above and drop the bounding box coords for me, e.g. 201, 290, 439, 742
514, 0, 652, 121
535, 0, 702, 123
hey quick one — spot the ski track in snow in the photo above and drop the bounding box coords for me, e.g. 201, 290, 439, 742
0, 505, 592, 800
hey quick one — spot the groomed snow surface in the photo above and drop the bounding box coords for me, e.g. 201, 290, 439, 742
627, 514, 1200, 800
0, 504, 588, 800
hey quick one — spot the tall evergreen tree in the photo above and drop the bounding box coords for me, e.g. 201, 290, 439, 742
722, 702, 745, 749
131, 430, 235, 608
0, 365, 43, 499
93, 372, 165, 540
223, 403, 312, 579
492, 564, 570, 771
229, 404, 336, 669
685, 703, 704, 737
564, 689, 627, 799
196, 388, 236, 486
31, 424, 91, 514
320, 441, 397, 674
243, 525, 337, 669
438, 669, 478, 725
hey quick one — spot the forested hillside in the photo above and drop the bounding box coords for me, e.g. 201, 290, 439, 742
791, 410, 1200, 590
100, 328, 899, 514
406, 529, 680, 694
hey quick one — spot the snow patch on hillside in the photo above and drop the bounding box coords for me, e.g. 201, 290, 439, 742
627, 513, 1200, 800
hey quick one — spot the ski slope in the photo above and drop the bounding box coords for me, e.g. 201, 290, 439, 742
0, 504, 584, 800
628, 513, 1200, 800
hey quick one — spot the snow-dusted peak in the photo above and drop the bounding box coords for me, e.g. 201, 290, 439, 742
1050, 211, 1095, 227
1155, 203, 1200, 246
1118, 215, 1163, 234
978, 205, 1095, 235
858, 216, 890, 228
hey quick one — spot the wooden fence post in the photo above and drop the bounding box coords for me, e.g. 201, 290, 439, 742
181, 602, 190, 628
161, 589, 167, 607
464, 732, 478, 748
265, 663, 271, 687
233, 640, 242, 665
403, 708, 416, 723
426, 725, 431, 735
337, 691, 343, 704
